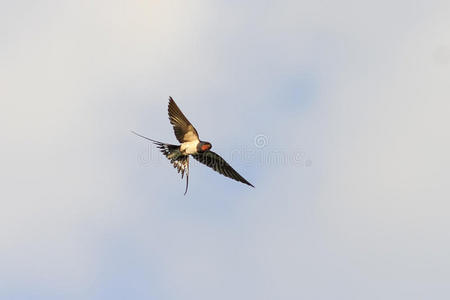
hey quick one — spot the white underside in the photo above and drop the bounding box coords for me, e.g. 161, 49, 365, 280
180, 140, 200, 155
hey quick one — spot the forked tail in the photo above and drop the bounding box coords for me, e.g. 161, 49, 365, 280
131, 131, 190, 195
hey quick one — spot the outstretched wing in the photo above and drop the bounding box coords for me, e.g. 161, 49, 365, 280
132, 131, 190, 195
192, 151, 254, 187
168, 97, 199, 143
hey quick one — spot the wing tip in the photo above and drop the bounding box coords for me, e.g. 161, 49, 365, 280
243, 179, 255, 188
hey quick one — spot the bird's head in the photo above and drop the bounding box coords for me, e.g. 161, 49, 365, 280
198, 141, 212, 153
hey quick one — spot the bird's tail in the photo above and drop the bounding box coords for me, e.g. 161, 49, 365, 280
131, 131, 165, 145
131, 131, 180, 156
131, 131, 189, 194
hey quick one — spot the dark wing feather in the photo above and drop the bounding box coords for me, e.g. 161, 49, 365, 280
192, 151, 254, 187
168, 97, 199, 143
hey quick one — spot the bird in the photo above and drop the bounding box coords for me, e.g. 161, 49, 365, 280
132, 97, 254, 195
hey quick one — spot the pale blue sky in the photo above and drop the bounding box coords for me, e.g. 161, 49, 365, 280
2, 0, 450, 299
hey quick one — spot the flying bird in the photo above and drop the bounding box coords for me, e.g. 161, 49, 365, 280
132, 97, 254, 194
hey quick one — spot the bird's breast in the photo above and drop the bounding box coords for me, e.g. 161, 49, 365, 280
180, 140, 200, 155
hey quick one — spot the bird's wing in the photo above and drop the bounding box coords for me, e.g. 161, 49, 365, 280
192, 151, 254, 187
131, 131, 190, 195
168, 97, 199, 143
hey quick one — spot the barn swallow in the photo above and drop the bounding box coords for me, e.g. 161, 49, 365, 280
132, 97, 254, 195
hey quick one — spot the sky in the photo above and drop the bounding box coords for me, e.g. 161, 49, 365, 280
1, 0, 450, 299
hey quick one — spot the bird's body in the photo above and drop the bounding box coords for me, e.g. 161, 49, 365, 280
180, 140, 200, 155
133, 97, 253, 194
